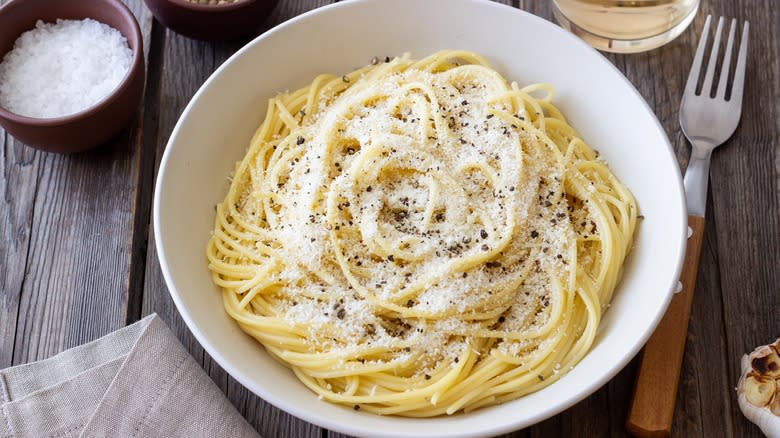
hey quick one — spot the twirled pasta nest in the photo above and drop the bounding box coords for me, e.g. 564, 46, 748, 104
207, 50, 637, 416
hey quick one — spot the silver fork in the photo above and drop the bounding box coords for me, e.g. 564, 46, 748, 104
627, 15, 750, 438
681, 15, 750, 217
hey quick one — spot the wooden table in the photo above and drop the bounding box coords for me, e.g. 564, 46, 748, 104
1, 0, 777, 436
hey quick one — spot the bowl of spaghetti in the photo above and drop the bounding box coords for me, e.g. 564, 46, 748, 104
153, 0, 687, 436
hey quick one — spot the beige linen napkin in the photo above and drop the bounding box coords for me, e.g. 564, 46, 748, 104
0, 314, 261, 438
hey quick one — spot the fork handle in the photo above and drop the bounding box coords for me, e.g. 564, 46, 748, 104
626, 215, 706, 438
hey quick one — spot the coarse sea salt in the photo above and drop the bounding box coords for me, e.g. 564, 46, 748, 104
0, 19, 133, 119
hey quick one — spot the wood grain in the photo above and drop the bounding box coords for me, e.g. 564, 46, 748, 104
672, 194, 734, 438
706, 1, 780, 437
627, 216, 705, 437
0, 130, 36, 368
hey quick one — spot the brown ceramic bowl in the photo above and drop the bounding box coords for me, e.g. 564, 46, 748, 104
0, 0, 145, 153
143, 0, 279, 41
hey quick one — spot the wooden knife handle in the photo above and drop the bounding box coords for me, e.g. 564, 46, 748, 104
626, 215, 706, 438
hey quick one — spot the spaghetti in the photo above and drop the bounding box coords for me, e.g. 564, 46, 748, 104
207, 50, 637, 416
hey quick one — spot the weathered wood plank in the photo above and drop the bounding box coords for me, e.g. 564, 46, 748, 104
140, 2, 332, 437
0, 129, 36, 368
0, 0, 154, 366
665, 192, 729, 437
126, 0, 163, 325
706, 1, 780, 437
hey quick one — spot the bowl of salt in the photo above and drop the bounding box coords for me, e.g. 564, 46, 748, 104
0, 0, 145, 153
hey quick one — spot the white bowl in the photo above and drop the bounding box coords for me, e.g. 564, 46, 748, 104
153, 0, 687, 436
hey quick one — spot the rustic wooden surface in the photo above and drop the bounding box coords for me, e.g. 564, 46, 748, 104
0, 0, 777, 437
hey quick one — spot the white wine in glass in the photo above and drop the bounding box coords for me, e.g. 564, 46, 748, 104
553, 0, 700, 53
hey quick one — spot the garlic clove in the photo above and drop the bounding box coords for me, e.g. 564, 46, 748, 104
751, 344, 780, 379
771, 395, 780, 417
738, 338, 780, 438
742, 374, 776, 407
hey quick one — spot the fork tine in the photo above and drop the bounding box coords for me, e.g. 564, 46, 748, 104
730, 21, 750, 105
700, 17, 724, 97
685, 15, 712, 96
715, 19, 737, 98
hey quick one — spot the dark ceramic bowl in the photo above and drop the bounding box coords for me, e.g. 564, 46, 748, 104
143, 0, 279, 41
0, 0, 145, 153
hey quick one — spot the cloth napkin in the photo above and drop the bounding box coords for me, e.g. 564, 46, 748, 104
0, 314, 261, 438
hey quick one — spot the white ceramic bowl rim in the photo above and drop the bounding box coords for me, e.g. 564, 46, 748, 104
154, 1, 687, 437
